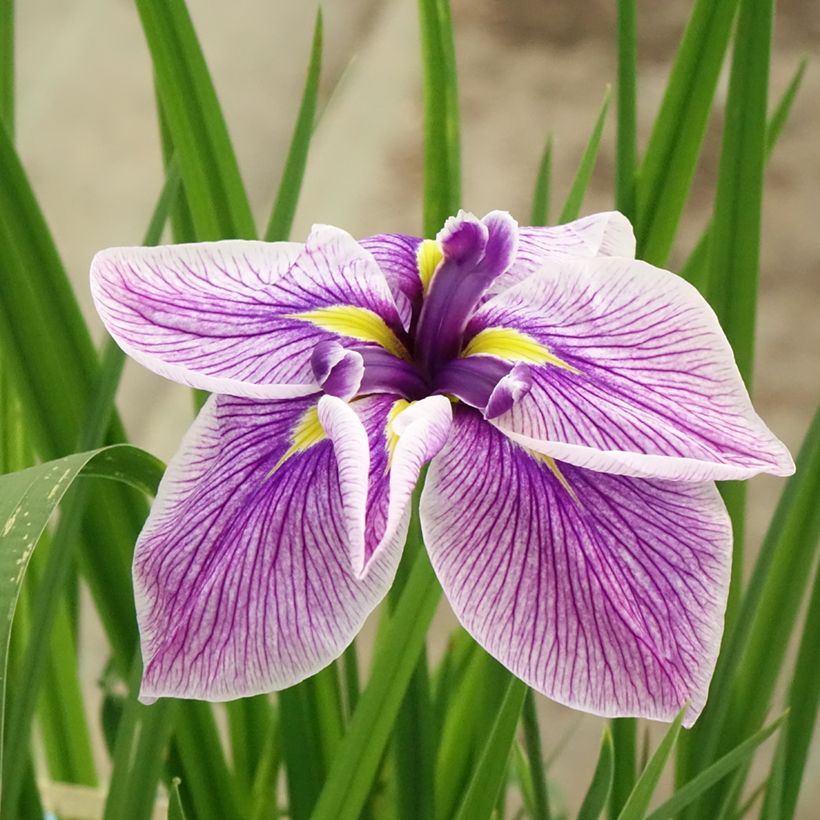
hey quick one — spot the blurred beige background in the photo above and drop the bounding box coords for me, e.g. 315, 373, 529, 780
13, 0, 819, 816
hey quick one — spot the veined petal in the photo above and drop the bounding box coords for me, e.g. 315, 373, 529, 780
318, 394, 453, 577
489, 211, 636, 296
422, 409, 730, 725
359, 233, 423, 328
470, 255, 794, 480
135, 394, 408, 702
91, 225, 404, 398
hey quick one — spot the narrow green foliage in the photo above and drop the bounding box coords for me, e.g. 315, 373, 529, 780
578, 729, 614, 820
418, 0, 460, 234
682, 55, 808, 290
705, 0, 774, 384
616, 707, 686, 820
452, 677, 527, 820
104, 659, 177, 820
435, 649, 509, 820
559, 88, 610, 223
648, 715, 784, 820
615, 0, 637, 218
280, 666, 344, 820
0, 124, 143, 662
0, 444, 164, 802
248, 711, 281, 820
687, 410, 819, 803
169, 778, 188, 820
265, 10, 323, 242
608, 719, 636, 820
521, 691, 550, 820
762, 561, 820, 820
530, 134, 553, 226
636, 0, 740, 265
388, 497, 436, 820
309, 548, 442, 820
135, 0, 255, 239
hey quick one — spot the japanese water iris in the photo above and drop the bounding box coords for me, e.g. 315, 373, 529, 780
90, 210, 793, 725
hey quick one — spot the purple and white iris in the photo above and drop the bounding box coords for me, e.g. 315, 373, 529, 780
90, 209, 793, 725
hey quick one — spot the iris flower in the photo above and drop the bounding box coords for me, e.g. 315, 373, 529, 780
91, 209, 792, 724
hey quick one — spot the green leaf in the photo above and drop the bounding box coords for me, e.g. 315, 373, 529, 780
684, 410, 820, 803
265, 9, 323, 242
1, 161, 180, 814
762, 558, 820, 820
578, 728, 614, 820
418, 0, 460, 235
0, 445, 164, 800
169, 778, 188, 820
309, 548, 442, 820
705, 0, 774, 386
248, 710, 281, 820
647, 714, 785, 820
559, 88, 610, 223
451, 677, 527, 820
615, 0, 636, 218
521, 691, 551, 820
682, 56, 808, 295
608, 719, 636, 820
636, 0, 740, 265
0, 121, 143, 661
135, 0, 255, 240
616, 707, 686, 820
435, 648, 509, 820
104, 654, 177, 820
530, 134, 553, 226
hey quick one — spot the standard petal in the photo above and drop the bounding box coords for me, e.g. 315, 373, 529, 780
422, 409, 730, 725
469, 255, 794, 480
135, 392, 423, 702
359, 233, 423, 327
488, 210, 636, 295
91, 225, 405, 398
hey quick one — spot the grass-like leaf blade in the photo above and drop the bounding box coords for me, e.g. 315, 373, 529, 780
684, 409, 819, 810
135, 0, 255, 239
648, 715, 785, 820
452, 677, 528, 820
265, 9, 323, 242
522, 691, 551, 820
761, 560, 820, 820
559, 88, 610, 223
309, 548, 442, 820
615, 0, 636, 218
578, 728, 614, 820
636, 0, 739, 265
616, 707, 686, 820
679, 56, 806, 292
530, 134, 553, 226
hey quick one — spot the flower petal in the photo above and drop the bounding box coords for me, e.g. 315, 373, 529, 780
469, 255, 793, 480
489, 211, 636, 296
136, 393, 415, 702
422, 409, 730, 725
359, 233, 423, 328
318, 394, 452, 576
91, 225, 404, 398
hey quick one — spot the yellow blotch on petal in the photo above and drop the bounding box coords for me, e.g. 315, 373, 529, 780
530, 451, 578, 502
269, 404, 326, 476
462, 327, 579, 373
287, 305, 409, 360
384, 399, 411, 473
417, 239, 443, 293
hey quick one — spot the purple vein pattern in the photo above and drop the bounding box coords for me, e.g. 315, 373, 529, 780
90, 209, 793, 723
